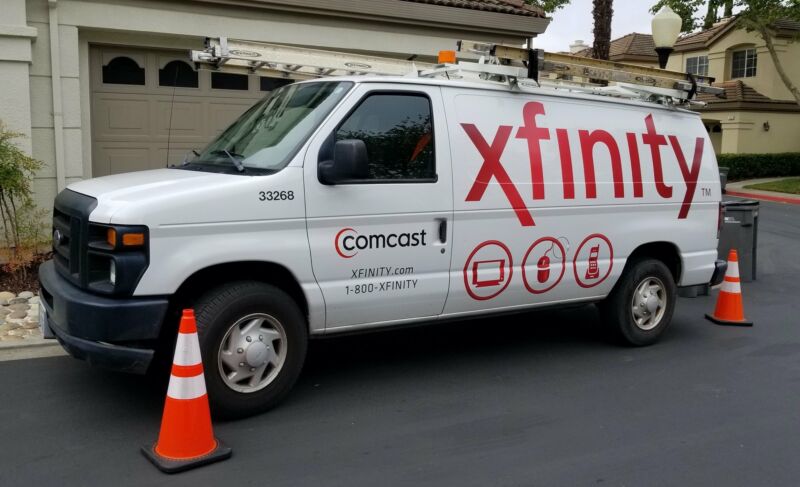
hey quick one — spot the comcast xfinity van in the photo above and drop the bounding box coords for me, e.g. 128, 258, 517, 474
39, 49, 726, 418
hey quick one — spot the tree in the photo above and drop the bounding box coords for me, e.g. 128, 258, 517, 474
592, 0, 614, 60
524, 0, 571, 13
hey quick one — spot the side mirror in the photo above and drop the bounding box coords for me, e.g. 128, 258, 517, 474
319, 139, 369, 185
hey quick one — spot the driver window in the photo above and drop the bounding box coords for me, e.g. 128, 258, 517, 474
335, 93, 435, 181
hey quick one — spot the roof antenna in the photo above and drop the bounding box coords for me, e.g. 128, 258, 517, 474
165, 62, 179, 167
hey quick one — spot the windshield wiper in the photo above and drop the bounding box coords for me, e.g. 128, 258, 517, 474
210, 149, 246, 173
181, 149, 201, 166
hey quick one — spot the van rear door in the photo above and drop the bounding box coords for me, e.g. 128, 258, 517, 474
304, 83, 454, 330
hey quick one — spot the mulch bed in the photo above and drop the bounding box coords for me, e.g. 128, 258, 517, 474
0, 253, 50, 294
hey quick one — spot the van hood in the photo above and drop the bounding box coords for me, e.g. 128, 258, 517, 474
68, 168, 248, 224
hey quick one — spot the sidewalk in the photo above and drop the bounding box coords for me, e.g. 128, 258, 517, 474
726, 177, 800, 205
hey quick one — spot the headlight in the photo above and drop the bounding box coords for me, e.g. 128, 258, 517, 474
87, 223, 149, 295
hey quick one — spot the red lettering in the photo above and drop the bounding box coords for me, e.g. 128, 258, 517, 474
515, 102, 550, 200
556, 128, 575, 199
642, 114, 672, 198
462, 123, 535, 226
578, 129, 624, 199
626, 132, 644, 198
669, 135, 704, 219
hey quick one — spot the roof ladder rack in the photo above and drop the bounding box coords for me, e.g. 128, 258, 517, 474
191, 37, 435, 80
191, 37, 724, 105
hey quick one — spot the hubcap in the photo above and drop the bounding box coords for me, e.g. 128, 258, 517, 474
217, 313, 287, 393
631, 277, 667, 331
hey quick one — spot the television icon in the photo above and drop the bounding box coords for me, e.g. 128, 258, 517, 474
472, 259, 506, 288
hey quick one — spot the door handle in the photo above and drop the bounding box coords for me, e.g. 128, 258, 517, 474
438, 218, 447, 244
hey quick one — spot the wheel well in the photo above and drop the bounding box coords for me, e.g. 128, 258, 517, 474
171, 261, 309, 319
627, 242, 682, 282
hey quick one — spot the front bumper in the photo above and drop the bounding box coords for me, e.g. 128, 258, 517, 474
710, 259, 728, 286
38, 260, 169, 374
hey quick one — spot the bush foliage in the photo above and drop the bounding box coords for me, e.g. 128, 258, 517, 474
717, 153, 800, 181
0, 122, 46, 270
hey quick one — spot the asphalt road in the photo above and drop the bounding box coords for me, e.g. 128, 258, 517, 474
1, 199, 798, 486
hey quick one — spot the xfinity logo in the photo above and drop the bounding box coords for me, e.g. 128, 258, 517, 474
335, 228, 428, 258
53, 229, 64, 246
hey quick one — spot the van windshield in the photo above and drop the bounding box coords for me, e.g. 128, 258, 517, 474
184, 81, 353, 173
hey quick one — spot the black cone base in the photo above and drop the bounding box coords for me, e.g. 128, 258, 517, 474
705, 313, 753, 327
142, 440, 232, 474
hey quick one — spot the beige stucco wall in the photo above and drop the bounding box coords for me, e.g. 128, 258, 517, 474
16, 0, 535, 211
699, 110, 800, 154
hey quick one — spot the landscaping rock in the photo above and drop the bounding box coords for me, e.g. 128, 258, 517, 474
0, 308, 10, 317
7, 329, 26, 337
0, 291, 15, 302
9, 303, 30, 312
0, 323, 20, 332
1, 335, 24, 341
8, 297, 28, 305
17, 291, 34, 300
8, 310, 28, 320
29, 296, 40, 305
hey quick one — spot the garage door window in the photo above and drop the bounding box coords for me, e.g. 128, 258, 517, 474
159, 60, 198, 88
102, 57, 145, 85
212, 72, 249, 90
261, 77, 293, 92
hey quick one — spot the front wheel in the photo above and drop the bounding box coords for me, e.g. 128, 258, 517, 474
194, 281, 307, 419
600, 258, 676, 346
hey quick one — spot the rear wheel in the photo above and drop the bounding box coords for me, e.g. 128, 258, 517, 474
194, 281, 307, 419
600, 258, 676, 346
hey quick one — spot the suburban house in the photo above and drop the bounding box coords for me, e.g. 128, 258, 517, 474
666, 17, 800, 155
1, 0, 549, 210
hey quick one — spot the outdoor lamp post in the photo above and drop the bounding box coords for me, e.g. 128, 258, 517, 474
652, 6, 682, 69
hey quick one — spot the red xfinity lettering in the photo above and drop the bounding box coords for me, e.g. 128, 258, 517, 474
462, 124, 535, 226
461, 108, 704, 227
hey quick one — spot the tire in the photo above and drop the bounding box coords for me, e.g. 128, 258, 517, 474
600, 258, 677, 346
193, 281, 307, 419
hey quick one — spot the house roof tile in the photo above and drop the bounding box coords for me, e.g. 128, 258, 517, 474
398, 0, 545, 17
695, 80, 800, 112
574, 33, 657, 60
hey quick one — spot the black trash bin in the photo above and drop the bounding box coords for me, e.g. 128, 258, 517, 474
718, 166, 729, 194
718, 200, 759, 282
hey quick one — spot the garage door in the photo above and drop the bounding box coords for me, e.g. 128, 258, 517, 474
90, 46, 291, 177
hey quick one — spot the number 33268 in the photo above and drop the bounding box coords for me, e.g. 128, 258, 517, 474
259, 190, 294, 201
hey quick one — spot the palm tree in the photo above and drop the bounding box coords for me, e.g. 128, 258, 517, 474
592, 0, 613, 60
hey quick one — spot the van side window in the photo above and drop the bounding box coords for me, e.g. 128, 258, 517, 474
335, 93, 435, 181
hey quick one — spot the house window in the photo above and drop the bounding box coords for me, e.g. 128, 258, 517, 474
731, 48, 757, 78
159, 60, 199, 88
211, 72, 249, 90
102, 57, 145, 85
686, 56, 709, 76
335, 93, 435, 181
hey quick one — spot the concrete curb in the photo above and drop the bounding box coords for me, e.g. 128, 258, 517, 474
726, 177, 800, 205
0, 339, 66, 362
727, 189, 800, 205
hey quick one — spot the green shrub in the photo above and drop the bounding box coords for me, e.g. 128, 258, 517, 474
717, 153, 800, 181
0, 122, 46, 268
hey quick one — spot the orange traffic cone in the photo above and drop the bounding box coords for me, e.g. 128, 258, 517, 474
705, 249, 753, 327
142, 309, 232, 473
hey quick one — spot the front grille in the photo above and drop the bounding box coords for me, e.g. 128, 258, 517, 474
52, 190, 98, 289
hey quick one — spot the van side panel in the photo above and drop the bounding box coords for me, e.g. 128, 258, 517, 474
442, 88, 719, 317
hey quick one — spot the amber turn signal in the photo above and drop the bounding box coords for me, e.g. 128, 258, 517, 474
438, 50, 456, 64
122, 232, 145, 247
107, 228, 117, 247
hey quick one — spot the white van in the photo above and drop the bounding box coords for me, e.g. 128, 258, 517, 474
39, 66, 726, 418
